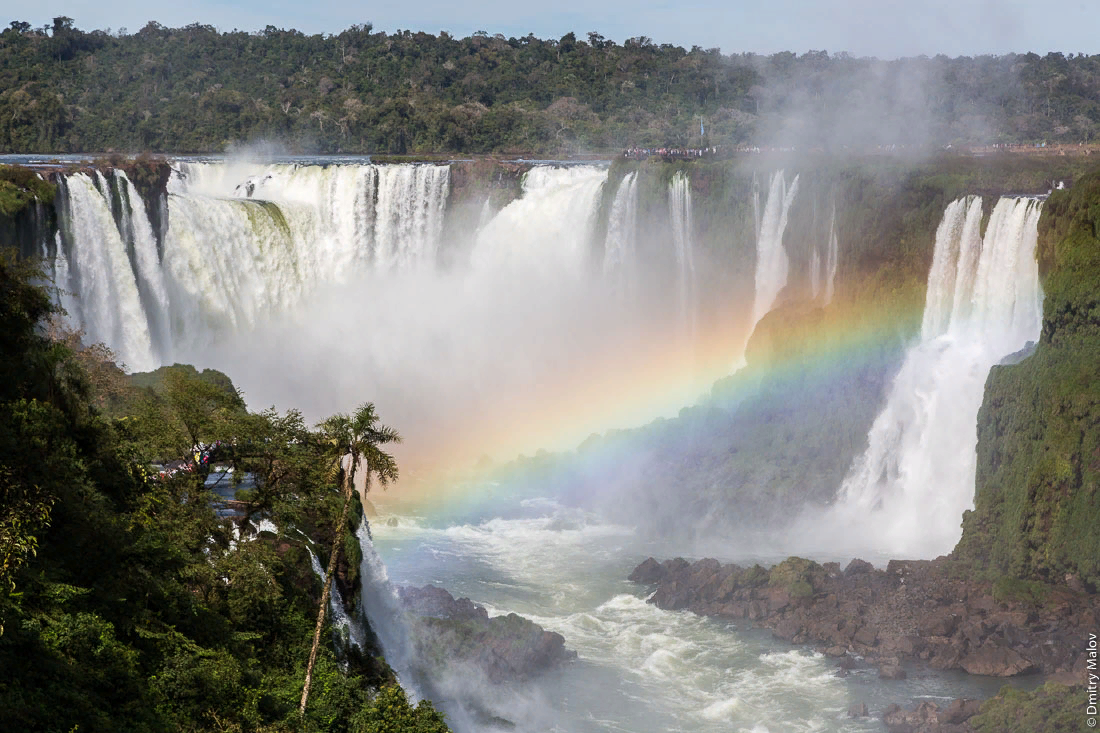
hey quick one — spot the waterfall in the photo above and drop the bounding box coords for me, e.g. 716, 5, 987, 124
823, 203, 839, 304
733, 170, 800, 369
56, 173, 158, 371
306, 545, 366, 652
812, 202, 840, 304
52, 162, 451, 366
668, 171, 697, 340
355, 521, 421, 698
603, 171, 638, 290
810, 247, 822, 300
827, 196, 1043, 558
751, 170, 799, 326
471, 165, 606, 273
118, 171, 173, 359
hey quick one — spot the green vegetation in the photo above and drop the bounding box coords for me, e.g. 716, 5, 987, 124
768, 557, 821, 598
0, 248, 451, 731
0, 164, 55, 217
990, 576, 1051, 607
1, 18, 1099, 154
970, 682, 1087, 733
957, 167, 1100, 589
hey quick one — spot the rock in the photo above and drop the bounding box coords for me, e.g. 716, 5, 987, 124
878, 663, 907, 680
773, 618, 803, 641
824, 645, 848, 657
848, 701, 868, 718
629, 557, 666, 584
400, 585, 575, 683
959, 641, 1038, 676
939, 698, 981, 725
853, 625, 878, 646
845, 558, 875, 576
399, 584, 487, 621
917, 610, 958, 637
664, 557, 691, 575
883, 701, 939, 732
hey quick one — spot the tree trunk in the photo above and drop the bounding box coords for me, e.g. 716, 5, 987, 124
299, 463, 356, 715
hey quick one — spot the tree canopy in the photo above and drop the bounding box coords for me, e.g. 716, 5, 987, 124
0, 248, 449, 732
0, 19, 1098, 154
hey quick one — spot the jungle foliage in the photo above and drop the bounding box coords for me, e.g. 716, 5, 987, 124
1, 18, 1099, 154
0, 249, 449, 732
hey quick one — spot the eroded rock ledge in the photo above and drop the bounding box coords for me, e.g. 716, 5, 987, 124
629, 555, 1097, 679
399, 584, 576, 683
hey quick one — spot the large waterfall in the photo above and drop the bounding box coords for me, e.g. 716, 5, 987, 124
472, 165, 605, 274
55, 172, 162, 371
52, 162, 450, 368
821, 196, 1043, 558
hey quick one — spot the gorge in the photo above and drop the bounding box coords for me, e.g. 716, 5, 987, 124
3, 151, 1099, 732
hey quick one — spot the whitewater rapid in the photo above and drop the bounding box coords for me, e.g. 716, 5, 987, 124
370, 497, 1021, 733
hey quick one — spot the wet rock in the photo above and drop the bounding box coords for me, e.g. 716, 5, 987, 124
628, 557, 665, 584
845, 558, 875, 576
399, 584, 488, 620
883, 700, 939, 732
959, 640, 1037, 676
628, 552, 1098, 686
848, 701, 869, 717
878, 663, 907, 680
939, 698, 981, 725
400, 584, 575, 683
852, 625, 878, 646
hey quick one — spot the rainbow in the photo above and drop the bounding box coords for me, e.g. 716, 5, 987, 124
373, 281, 929, 522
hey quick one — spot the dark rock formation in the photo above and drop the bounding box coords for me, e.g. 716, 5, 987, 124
399, 585, 575, 683
629, 555, 1097, 678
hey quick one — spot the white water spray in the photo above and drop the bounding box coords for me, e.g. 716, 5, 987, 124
820, 196, 1043, 558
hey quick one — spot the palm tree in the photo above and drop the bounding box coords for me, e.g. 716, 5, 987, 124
299, 402, 400, 716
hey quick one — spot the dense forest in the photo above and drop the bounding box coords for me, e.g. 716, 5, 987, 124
0, 247, 450, 731
1, 17, 1099, 154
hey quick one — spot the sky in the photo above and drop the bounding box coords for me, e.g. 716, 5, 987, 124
8, 0, 1100, 58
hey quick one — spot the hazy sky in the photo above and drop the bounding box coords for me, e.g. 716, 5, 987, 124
11, 0, 1100, 58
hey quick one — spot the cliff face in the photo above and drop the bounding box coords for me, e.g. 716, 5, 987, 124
958, 170, 1100, 588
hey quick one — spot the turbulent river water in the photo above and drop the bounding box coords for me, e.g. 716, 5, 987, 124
370, 496, 1026, 733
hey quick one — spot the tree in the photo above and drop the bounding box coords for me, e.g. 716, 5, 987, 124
300, 402, 400, 715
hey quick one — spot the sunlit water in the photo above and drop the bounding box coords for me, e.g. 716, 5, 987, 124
371, 496, 1026, 733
